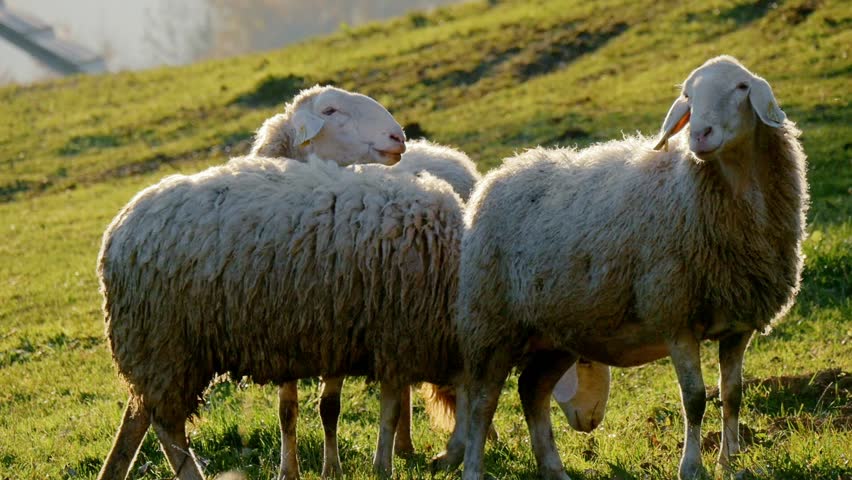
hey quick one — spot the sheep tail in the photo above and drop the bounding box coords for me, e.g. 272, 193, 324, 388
420, 383, 456, 432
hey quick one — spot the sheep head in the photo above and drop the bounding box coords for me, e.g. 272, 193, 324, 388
553, 360, 611, 433
654, 56, 786, 157
251, 85, 406, 165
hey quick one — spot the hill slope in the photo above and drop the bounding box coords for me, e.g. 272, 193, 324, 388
0, 0, 849, 478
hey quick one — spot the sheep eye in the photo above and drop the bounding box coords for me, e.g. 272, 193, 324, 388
321, 107, 337, 115
682, 92, 689, 99
737, 82, 749, 91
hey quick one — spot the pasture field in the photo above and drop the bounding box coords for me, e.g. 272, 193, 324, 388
0, 0, 849, 478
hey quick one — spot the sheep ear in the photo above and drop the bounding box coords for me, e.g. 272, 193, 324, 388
552, 363, 578, 403
291, 110, 325, 145
653, 97, 691, 151
749, 77, 786, 128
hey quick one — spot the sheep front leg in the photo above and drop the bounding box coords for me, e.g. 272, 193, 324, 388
373, 382, 403, 477
394, 386, 415, 457
668, 332, 707, 480
278, 381, 300, 479
718, 331, 753, 471
319, 377, 344, 479
518, 351, 577, 480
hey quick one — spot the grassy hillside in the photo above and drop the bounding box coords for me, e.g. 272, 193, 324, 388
0, 0, 849, 478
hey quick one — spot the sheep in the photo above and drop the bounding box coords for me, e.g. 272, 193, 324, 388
454, 55, 808, 480
290, 138, 481, 479
249, 84, 406, 165
95, 155, 466, 480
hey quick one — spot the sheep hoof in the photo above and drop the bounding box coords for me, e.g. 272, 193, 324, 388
679, 461, 709, 480
394, 441, 415, 458
372, 463, 393, 479
540, 468, 572, 480
430, 451, 462, 473
320, 463, 342, 479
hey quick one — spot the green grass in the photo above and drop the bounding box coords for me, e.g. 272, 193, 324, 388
0, 0, 849, 478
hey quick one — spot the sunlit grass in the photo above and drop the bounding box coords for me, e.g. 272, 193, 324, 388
0, 0, 849, 478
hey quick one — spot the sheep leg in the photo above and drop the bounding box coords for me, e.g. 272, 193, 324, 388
152, 420, 205, 480
394, 385, 415, 457
431, 384, 467, 472
319, 376, 344, 479
97, 397, 151, 480
668, 332, 707, 480
461, 351, 513, 480
518, 352, 577, 480
373, 382, 403, 477
718, 331, 753, 470
278, 381, 301, 479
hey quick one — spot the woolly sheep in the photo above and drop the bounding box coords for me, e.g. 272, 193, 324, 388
250, 84, 406, 165
289, 138, 482, 478
95, 156, 465, 480
455, 56, 808, 480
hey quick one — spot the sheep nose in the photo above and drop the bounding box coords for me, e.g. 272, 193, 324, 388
694, 126, 713, 143
389, 133, 405, 145
386, 132, 406, 154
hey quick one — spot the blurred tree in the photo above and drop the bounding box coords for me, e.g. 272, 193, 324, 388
204, 0, 462, 58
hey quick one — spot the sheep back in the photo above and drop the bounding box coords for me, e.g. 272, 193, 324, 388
98, 156, 464, 420
393, 140, 480, 202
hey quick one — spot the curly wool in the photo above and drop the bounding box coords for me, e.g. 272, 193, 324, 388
459, 122, 807, 367
98, 156, 464, 424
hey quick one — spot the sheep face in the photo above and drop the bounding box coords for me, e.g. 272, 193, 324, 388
554, 361, 611, 432
296, 88, 406, 166
655, 56, 786, 158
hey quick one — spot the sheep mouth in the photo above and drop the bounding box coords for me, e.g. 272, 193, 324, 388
373, 149, 403, 165
692, 146, 719, 159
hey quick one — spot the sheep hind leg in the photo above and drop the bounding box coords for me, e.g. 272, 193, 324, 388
278, 381, 301, 479
717, 331, 753, 473
97, 396, 151, 480
668, 331, 708, 480
518, 351, 577, 480
461, 350, 514, 480
393, 385, 415, 457
431, 384, 467, 473
373, 382, 403, 478
152, 419, 205, 480
319, 377, 343, 479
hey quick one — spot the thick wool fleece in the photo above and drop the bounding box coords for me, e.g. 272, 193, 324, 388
98, 156, 464, 424
458, 123, 807, 368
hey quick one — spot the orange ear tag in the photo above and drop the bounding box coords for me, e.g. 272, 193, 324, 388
673, 109, 691, 134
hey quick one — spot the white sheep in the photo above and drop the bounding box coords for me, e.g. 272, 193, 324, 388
291, 138, 482, 479
250, 84, 406, 165
454, 56, 808, 480
96, 156, 465, 480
